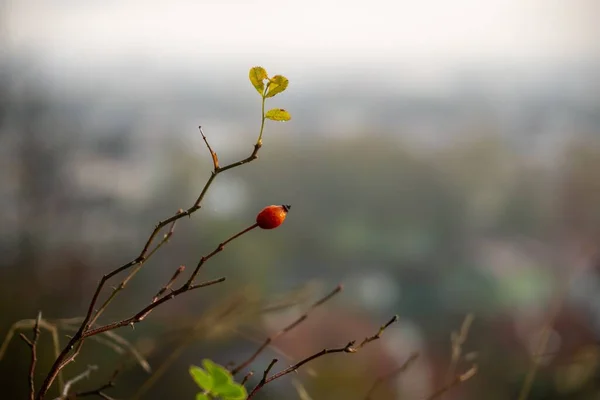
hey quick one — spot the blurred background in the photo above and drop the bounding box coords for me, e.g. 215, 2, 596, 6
1, 0, 600, 399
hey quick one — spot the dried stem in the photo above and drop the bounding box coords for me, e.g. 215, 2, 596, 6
443, 313, 474, 398
364, 352, 419, 400
241, 371, 254, 386
19, 312, 42, 400
57, 365, 98, 400
74, 369, 120, 400
247, 315, 399, 399
231, 284, 343, 375
425, 365, 478, 400
517, 274, 569, 400
35, 126, 267, 399
1, 317, 64, 392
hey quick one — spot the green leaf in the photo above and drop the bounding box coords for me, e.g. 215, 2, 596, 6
190, 365, 213, 391
196, 393, 210, 400
213, 382, 248, 400
249, 67, 268, 95
265, 75, 289, 98
202, 359, 232, 388
265, 108, 291, 122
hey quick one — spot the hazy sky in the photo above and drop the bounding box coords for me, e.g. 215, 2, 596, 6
4, 0, 599, 76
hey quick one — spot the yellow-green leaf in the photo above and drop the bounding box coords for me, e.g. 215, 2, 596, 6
265, 75, 289, 98
202, 359, 232, 388
190, 365, 213, 391
265, 108, 291, 122
249, 67, 268, 95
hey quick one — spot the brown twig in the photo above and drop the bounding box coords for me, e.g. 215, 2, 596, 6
152, 265, 186, 303
231, 284, 343, 375
247, 315, 399, 399
364, 352, 419, 400
425, 364, 478, 400
131, 294, 251, 400
1, 317, 64, 392
20, 311, 42, 400
355, 315, 399, 350
186, 224, 259, 286
56, 364, 98, 400
35, 129, 265, 399
88, 216, 181, 330
82, 222, 257, 338
241, 371, 254, 386
74, 368, 120, 400
199, 126, 219, 169
82, 277, 226, 338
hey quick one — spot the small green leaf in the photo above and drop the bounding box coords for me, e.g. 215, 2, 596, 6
202, 359, 232, 388
265, 75, 289, 98
265, 108, 291, 122
196, 393, 210, 400
214, 382, 248, 400
190, 365, 213, 391
249, 67, 268, 95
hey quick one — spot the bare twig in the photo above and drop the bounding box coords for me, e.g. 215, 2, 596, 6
247, 315, 399, 399
184, 223, 259, 286
364, 352, 419, 400
82, 277, 226, 338
152, 265, 186, 303
241, 371, 254, 386
88, 216, 181, 330
37, 216, 256, 398
131, 294, 250, 400
425, 365, 478, 400
231, 284, 343, 375
199, 126, 219, 169
19, 311, 42, 400
517, 276, 569, 400
56, 365, 98, 400
57, 324, 151, 374
35, 87, 277, 398
355, 315, 399, 350
1, 317, 64, 392
443, 313, 474, 397
74, 368, 120, 400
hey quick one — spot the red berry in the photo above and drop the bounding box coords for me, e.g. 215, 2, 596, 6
256, 204, 291, 229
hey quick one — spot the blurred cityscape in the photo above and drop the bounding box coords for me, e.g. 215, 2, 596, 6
1, 1, 600, 399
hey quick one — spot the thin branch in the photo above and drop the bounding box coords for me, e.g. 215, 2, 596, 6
75, 368, 120, 399
231, 284, 343, 375
364, 352, 419, 400
88, 216, 180, 330
247, 315, 399, 399
37, 113, 271, 398
260, 359, 279, 385
443, 313, 474, 399
19, 312, 42, 400
185, 223, 259, 286
152, 265, 186, 303
199, 126, 219, 169
83, 277, 226, 338
241, 371, 254, 386
102, 331, 152, 374
355, 315, 399, 350
132, 295, 253, 400
1, 317, 64, 392
57, 365, 98, 400
425, 365, 478, 400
